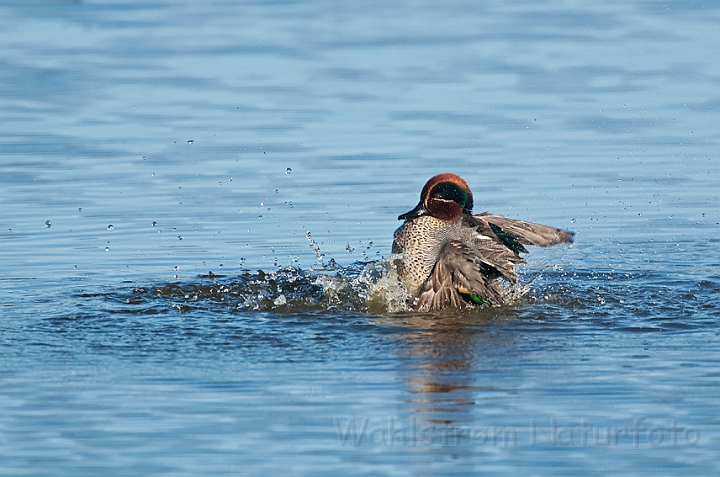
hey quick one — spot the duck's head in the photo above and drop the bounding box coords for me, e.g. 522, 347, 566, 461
398, 173, 474, 222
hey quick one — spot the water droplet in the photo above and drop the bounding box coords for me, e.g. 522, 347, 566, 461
105, 246, 110, 252
219, 264, 223, 268
152, 221, 157, 227
258, 215, 263, 219
178, 235, 183, 240
187, 139, 194, 145
285, 167, 292, 174
107, 224, 114, 231
78, 208, 82, 212
45, 220, 51, 228
570, 218, 576, 223
142, 155, 146, 160
174, 265, 180, 271
229, 177, 233, 182
73, 265, 78, 270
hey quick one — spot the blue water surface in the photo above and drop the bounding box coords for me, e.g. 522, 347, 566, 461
1, 0, 719, 475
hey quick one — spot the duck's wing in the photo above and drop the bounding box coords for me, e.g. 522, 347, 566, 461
475, 213, 574, 247
415, 240, 506, 312
461, 215, 526, 282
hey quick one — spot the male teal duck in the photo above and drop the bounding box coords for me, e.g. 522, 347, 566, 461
392, 173, 574, 311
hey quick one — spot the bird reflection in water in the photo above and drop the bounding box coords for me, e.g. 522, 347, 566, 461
385, 309, 517, 435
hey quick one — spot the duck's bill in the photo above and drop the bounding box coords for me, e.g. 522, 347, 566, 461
398, 202, 430, 221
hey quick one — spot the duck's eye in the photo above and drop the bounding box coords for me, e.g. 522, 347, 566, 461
430, 183, 468, 206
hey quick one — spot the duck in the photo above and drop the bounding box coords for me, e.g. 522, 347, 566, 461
392, 173, 574, 311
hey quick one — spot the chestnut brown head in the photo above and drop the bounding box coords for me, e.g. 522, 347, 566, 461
398, 173, 474, 222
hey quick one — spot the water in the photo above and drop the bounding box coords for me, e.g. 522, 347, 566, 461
1, 0, 719, 475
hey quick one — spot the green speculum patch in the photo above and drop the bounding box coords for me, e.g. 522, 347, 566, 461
464, 292, 490, 305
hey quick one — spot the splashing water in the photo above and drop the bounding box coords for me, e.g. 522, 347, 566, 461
120, 254, 543, 316
133, 258, 409, 315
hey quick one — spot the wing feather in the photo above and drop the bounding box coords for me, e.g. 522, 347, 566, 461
476, 213, 574, 247
415, 240, 506, 311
